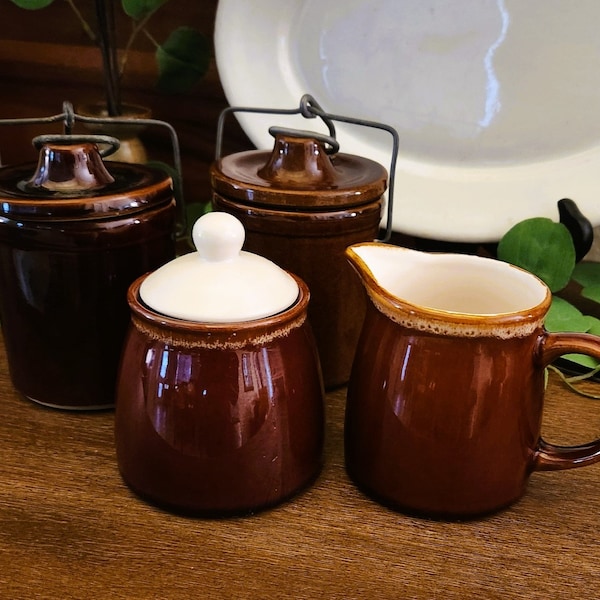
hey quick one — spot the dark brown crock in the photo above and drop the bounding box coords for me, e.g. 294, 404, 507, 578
0, 139, 176, 409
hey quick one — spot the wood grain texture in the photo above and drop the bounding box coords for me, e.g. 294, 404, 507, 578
0, 332, 598, 600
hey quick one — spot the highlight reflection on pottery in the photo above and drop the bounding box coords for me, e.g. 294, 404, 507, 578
115, 212, 324, 515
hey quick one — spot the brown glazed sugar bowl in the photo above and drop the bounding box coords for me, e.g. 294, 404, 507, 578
114, 212, 325, 515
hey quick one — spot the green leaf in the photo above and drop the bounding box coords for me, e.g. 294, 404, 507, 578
155, 27, 211, 94
544, 296, 591, 333
121, 0, 167, 20
9, 0, 54, 8
581, 283, 600, 304
497, 217, 576, 292
571, 261, 600, 287
584, 315, 600, 335
565, 315, 600, 367
547, 303, 600, 371
561, 353, 600, 370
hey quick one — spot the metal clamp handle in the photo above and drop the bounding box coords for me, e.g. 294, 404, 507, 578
215, 94, 399, 242
0, 101, 186, 239
32, 134, 121, 158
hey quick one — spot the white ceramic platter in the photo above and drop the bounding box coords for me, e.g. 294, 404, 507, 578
215, 0, 600, 242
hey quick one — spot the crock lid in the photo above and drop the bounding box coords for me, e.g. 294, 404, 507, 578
139, 212, 299, 322
0, 137, 172, 220
211, 130, 388, 210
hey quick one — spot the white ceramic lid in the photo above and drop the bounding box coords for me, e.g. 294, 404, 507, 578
139, 212, 299, 322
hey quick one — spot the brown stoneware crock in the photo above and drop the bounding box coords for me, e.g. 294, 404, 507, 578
0, 135, 176, 409
114, 212, 324, 515
211, 129, 387, 388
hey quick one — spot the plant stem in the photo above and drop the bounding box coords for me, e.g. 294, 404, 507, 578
119, 10, 159, 78
142, 29, 160, 49
547, 365, 600, 399
95, 0, 121, 115
64, 0, 97, 43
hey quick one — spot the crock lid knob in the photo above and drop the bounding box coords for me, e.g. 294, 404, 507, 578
193, 211, 245, 262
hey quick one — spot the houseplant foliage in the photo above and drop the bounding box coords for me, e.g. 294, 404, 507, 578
9, 0, 211, 115
498, 213, 600, 396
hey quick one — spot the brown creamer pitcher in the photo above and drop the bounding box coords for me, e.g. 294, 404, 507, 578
115, 212, 324, 515
211, 96, 397, 388
0, 135, 176, 409
345, 243, 600, 519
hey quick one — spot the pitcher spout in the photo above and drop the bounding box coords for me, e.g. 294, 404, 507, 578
345, 242, 433, 311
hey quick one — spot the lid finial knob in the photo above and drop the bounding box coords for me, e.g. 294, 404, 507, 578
193, 211, 245, 262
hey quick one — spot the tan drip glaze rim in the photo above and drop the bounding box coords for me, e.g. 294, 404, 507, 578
128, 274, 309, 350
346, 243, 552, 339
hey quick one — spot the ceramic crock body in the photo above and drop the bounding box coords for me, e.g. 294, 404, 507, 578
213, 192, 381, 389
211, 133, 387, 388
115, 274, 324, 515
0, 144, 176, 409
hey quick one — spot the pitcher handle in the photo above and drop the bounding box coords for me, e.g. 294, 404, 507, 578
534, 331, 600, 470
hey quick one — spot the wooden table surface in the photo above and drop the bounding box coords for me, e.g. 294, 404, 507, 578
0, 334, 598, 600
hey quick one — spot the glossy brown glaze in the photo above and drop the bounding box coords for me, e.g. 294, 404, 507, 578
0, 143, 176, 409
211, 133, 387, 388
28, 141, 115, 191
115, 275, 325, 515
212, 134, 387, 209
345, 244, 600, 518
346, 302, 545, 518
213, 193, 380, 389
